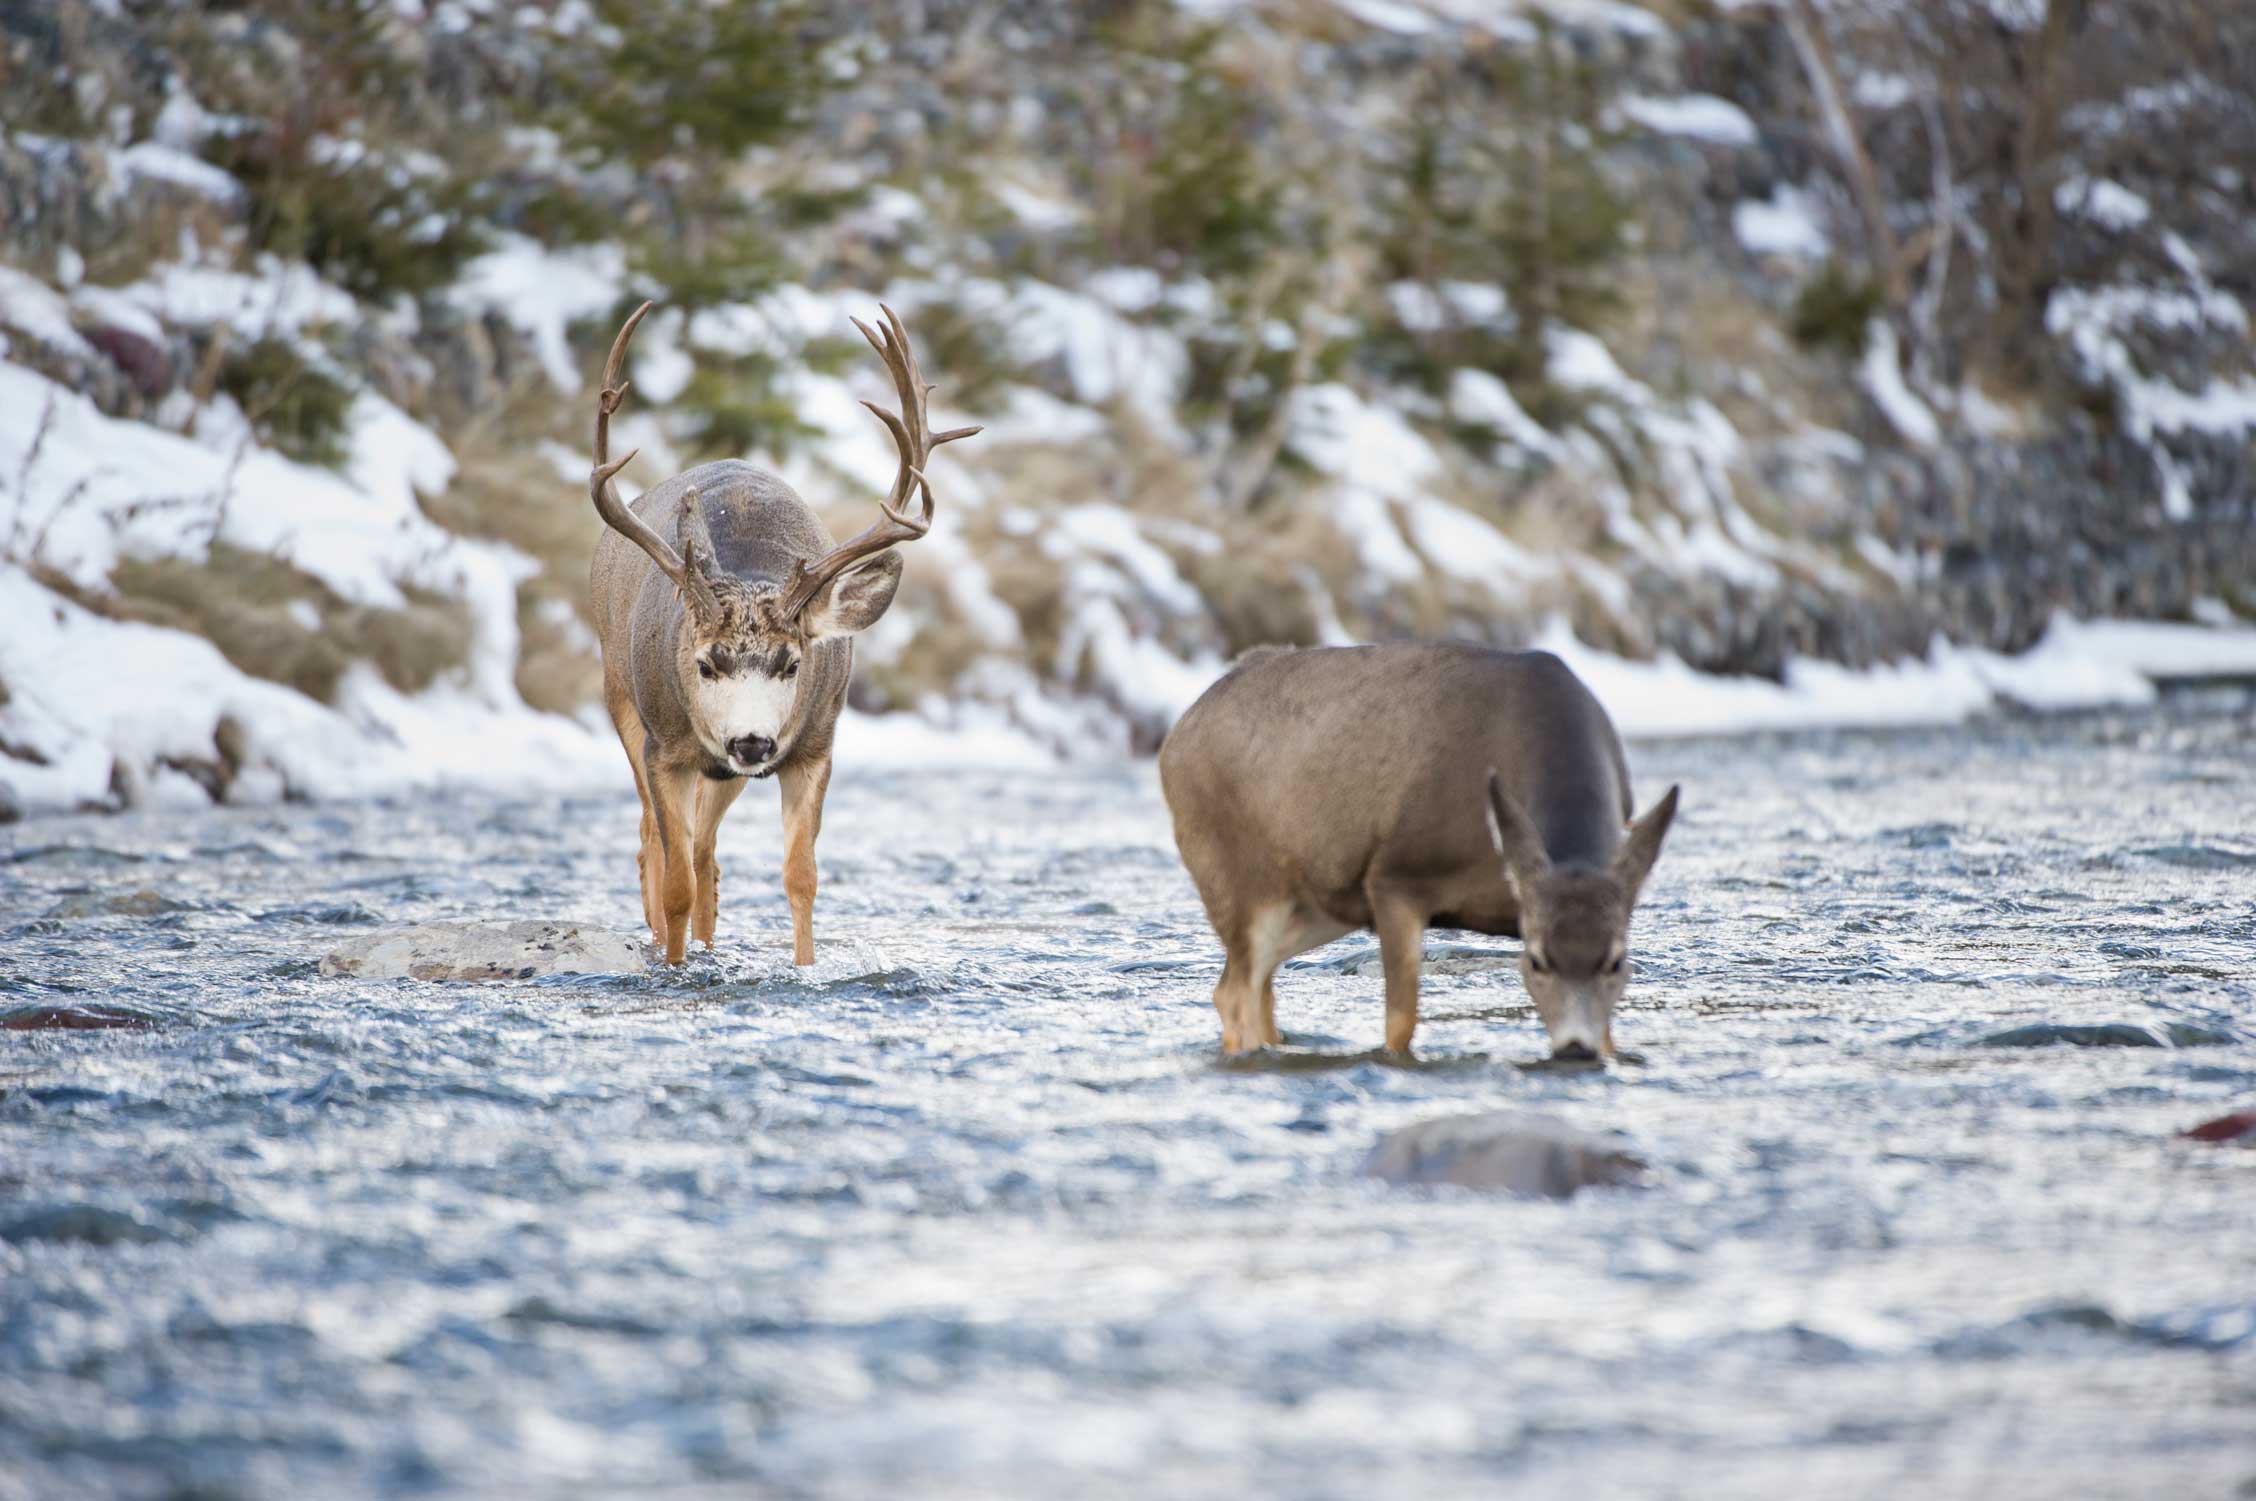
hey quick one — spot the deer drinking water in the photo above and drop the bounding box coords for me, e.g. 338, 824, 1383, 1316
587, 302, 978, 964
1159, 644, 1679, 1059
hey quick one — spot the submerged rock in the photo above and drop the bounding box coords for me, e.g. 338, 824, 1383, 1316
1, 1205, 174, 1246
1975, 1021, 2233, 1049
0, 1004, 150, 1031
320, 921, 650, 982
1364, 1111, 1644, 1199
42, 888, 188, 919
1333, 943, 1518, 977
1978, 1022, 2164, 1048
2181, 1110, 2256, 1144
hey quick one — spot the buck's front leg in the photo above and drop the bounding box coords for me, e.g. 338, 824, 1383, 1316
647, 755, 702, 965
690, 773, 746, 950
777, 755, 832, 966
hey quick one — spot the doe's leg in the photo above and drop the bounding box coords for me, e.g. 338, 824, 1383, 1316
1226, 905, 1325, 1054
777, 756, 832, 966
1212, 949, 1257, 1054
1372, 892, 1427, 1055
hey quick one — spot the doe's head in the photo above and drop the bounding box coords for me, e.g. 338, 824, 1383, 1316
1485, 772, 1679, 1061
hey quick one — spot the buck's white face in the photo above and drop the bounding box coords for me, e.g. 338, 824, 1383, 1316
674, 557, 904, 779
689, 639, 802, 778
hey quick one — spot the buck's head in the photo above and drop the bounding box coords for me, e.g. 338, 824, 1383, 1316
668, 513, 903, 778
1485, 772, 1679, 1061
586, 299, 976, 782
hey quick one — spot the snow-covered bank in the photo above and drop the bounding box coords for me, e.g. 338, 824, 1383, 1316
0, 567, 617, 813
7, 551, 2249, 821
1548, 614, 2256, 739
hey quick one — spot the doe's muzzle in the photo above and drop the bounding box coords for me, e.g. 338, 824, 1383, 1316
728, 734, 776, 768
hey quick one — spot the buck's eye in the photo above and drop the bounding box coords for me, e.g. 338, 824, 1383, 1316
1527, 950, 1550, 975
783, 658, 800, 680
697, 657, 717, 680
1605, 954, 1625, 975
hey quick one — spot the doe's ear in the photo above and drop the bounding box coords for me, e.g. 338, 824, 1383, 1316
800, 549, 903, 641
1485, 770, 1552, 886
1615, 784, 1680, 898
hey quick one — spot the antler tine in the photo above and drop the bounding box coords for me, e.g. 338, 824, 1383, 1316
780, 306, 983, 623
588, 299, 691, 588
882, 303, 925, 429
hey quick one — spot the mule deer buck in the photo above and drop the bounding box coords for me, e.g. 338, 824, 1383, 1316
1159, 644, 1678, 1059
587, 301, 978, 964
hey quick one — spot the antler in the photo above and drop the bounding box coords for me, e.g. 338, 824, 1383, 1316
778, 304, 981, 622
589, 300, 696, 589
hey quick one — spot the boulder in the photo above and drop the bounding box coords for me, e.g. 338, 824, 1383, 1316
1363, 1110, 1644, 1198
320, 921, 650, 982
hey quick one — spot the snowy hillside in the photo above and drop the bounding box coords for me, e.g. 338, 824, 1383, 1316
2, 0, 2253, 817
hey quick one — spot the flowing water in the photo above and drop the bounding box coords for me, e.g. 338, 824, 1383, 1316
3, 697, 2254, 1499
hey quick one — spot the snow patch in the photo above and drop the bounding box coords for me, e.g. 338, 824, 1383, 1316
124, 258, 358, 339
1044, 506, 1204, 616
1448, 368, 1562, 458
0, 569, 616, 816
1387, 280, 1510, 333
2054, 176, 2150, 231
0, 360, 528, 714
1286, 383, 1441, 497
0, 267, 96, 361
1859, 320, 1941, 448
69, 284, 166, 346
116, 142, 244, 203
448, 234, 627, 392
1545, 327, 1633, 395
1326, 488, 1423, 587
1619, 94, 1758, 148
1537, 612, 2256, 739
1734, 185, 1831, 260
1400, 498, 1545, 586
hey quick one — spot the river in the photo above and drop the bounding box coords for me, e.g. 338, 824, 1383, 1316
3, 695, 2253, 1498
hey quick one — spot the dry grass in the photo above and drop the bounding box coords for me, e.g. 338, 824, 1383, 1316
420, 385, 609, 713
112, 546, 469, 702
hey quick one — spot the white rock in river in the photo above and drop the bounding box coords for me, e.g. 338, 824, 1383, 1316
1363, 1110, 1644, 1198
320, 921, 650, 981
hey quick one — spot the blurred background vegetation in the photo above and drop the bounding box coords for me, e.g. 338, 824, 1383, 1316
1, 0, 2251, 766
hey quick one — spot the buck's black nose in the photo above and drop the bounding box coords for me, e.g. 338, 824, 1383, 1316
1551, 1039, 1599, 1063
729, 735, 775, 766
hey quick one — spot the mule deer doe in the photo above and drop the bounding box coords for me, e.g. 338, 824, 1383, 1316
587, 301, 978, 964
1160, 644, 1679, 1059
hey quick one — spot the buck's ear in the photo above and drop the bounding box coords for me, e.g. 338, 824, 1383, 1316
673, 486, 722, 621
1615, 784, 1680, 898
1485, 770, 1552, 885
800, 549, 903, 640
